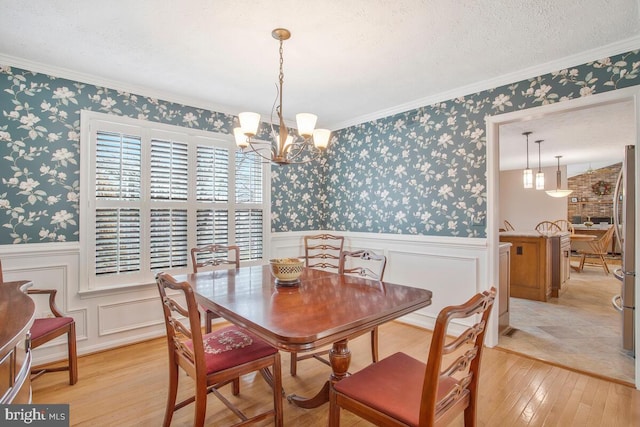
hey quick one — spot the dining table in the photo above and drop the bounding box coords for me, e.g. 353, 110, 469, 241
174, 265, 432, 408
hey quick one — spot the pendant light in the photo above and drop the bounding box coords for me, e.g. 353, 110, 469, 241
535, 140, 545, 190
522, 131, 533, 189
546, 155, 573, 198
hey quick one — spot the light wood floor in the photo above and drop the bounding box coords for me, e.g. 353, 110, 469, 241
32, 321, 640, 426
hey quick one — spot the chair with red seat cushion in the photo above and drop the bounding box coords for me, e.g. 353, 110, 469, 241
329, 287, 496, 427
0, 260, 77, 385
156, 272, 283, 427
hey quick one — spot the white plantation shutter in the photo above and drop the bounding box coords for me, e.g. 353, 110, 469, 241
81, 111, 268, 290
196, 145, 229, 202
235, 209, 263, 261
234, 152, 263, 261
150, 209, 188, 269
236, 151, 263, 203
95, 208, 141, 275
196, 209, 229, 246
95, 131, 141, 199
150, 139, 188, 200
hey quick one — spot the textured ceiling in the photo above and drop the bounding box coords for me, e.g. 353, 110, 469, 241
0, 0, 639, 167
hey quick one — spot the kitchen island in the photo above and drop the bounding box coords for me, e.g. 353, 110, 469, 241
499, 230, 571, 302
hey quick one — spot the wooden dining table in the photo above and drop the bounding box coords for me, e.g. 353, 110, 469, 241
174, 265, 432, 408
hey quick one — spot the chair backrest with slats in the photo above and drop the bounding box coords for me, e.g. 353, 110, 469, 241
553, 219, 575, 234
156, 272, 204, 379
535, 220, 561, 234
589, 225, 616, 254
503, 220, 515, 231
420, 287, 496, 426
190, 244, 240, 273
339, 250, 387, 281
304, 234, 345, 270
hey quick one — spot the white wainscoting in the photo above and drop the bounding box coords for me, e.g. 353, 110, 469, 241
0, 243, 166, 365
0, 232, 494, 365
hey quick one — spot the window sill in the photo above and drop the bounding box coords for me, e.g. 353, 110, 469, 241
78, 281, 156, 299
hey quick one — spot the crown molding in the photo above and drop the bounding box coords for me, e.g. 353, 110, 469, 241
3, 35, 640, 133
0, 52, 250, 118
328, 35, 640, 131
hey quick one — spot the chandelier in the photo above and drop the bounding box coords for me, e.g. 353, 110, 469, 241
234, 28, 331, 165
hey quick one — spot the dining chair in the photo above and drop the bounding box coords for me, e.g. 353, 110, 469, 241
577, 225, 616, 274
553, 219, 575, 234
329, 287, 496, 427
155, 272, 283, 427
190, 244, 240, 333
535, 220, 561, 233
503, 220, 515, 231
0, 259, 78, 385
303, 233, 345, 270
289, 249, 387, 377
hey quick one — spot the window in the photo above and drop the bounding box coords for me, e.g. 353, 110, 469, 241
80, 111, 269, 290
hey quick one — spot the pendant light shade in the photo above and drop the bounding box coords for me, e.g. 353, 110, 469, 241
535, 140, 545, 190
522, 131, 533, 189
546, 155, 573, 198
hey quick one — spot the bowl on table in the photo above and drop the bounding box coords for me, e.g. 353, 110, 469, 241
269, 258, 304, 286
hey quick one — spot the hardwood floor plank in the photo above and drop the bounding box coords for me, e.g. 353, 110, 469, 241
31, 321, 640, 426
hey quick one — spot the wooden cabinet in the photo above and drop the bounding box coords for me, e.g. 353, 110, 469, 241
498, 243, 511, 334
499, 232, 568, 302
0, 281, 35, 404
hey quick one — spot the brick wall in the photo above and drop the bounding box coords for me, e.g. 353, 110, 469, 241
567, 163, 621, 223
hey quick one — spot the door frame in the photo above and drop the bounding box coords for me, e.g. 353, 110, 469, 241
486, 86, 640, 388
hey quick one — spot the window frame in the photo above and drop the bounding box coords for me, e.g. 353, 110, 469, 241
79, 110, 270, 292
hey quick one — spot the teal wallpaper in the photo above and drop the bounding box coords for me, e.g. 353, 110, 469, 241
1, 50, 639, 244
0, 66, 323, 243
324, 51, 640, 237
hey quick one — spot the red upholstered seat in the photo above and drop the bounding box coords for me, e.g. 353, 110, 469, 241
333, 352, 460, 426
185, 325, 278, 374
329, 288, 496, 427
30, 317, 74, 340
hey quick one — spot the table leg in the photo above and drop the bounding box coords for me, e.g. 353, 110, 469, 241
287, 339, 351, 408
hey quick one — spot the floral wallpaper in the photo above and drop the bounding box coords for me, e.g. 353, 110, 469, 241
1, 49, 639, 244
0, 65, 324, 243
324, 50, 640, 237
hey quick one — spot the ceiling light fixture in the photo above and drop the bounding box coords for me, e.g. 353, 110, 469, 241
546, 155, 574, 198
522, 131, 533, 189
535, 139, 545, 190
234, 28, 331, 165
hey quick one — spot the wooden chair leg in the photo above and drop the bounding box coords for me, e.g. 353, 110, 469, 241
68, 322, 78, 385
329, 386, 341, 426
163, 360, 179, 427
194, 376, 208, 427
272, 353, 284, 427
370, 327, 378, 363
579, 254, 586, 271
290, 352, 298, 376
600, 255, 610, 274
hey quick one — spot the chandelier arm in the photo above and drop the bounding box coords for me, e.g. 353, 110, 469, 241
243, 142, 277, 163
284, 137, 316, 160
275, 149, 323, 166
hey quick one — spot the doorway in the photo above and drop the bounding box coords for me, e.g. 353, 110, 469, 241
486, 87, 640, 388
